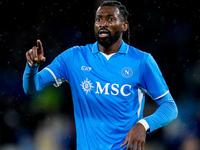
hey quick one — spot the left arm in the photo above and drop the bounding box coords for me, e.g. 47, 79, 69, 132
144, 92, 178, 133
121, 92, 178, 150
121, 54, 178, 150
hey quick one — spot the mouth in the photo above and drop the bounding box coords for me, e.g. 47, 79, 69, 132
98, 29, 110, 38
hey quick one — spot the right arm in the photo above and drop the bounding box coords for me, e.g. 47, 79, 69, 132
23, 40, 54, 94
23, 62, 55, 94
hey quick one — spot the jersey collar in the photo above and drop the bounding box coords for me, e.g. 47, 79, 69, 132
92, 40, 129, 54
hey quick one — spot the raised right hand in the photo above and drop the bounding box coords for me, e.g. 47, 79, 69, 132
26, 39, 46, 66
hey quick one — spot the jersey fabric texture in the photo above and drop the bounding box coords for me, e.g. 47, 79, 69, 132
23, 41, 178, 150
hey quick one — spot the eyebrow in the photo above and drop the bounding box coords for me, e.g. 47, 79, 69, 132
96, 14, 115, 17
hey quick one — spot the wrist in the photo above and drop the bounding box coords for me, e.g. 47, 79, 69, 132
137, 119, 150, 131
27, 61, 39, 68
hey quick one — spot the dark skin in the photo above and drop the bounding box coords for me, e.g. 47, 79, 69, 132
26, 39, 45, 65
26, 5, 146, 150
94, 6, 127, 55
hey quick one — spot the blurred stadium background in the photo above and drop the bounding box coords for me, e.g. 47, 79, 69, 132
1, 0, 200, 149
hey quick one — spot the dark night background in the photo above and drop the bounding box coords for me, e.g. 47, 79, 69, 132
1, 0, 200, 149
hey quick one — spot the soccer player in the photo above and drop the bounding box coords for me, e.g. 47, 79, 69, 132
23, 1, 178, 150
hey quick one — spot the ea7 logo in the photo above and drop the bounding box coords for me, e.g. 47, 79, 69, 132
81, 66, 92, 71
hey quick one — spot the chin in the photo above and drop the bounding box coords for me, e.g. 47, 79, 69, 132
96, 36, 110, 47
98, 39, 112, 48
95, 32, 121, 49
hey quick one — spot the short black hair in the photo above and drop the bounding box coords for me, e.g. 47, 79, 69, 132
100, 1, 129, 21
99, 1, 130, 44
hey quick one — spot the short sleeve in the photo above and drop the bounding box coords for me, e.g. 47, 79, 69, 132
141, 54, 169, 100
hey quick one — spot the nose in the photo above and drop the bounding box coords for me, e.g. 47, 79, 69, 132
99, 19, 108, 28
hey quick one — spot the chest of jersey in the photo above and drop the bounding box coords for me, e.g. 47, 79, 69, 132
68, 48, 143, 98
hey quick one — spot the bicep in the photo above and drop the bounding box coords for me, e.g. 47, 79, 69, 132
142, 54, 169, 100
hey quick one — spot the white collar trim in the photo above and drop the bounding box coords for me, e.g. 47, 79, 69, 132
100, 52, 117, 61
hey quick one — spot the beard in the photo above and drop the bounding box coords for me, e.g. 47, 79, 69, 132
95, 29, 121, 49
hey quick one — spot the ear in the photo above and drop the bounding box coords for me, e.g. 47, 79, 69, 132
122, 21, 129, 32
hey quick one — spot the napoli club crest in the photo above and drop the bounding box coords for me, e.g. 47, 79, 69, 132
121, 67, 133, 78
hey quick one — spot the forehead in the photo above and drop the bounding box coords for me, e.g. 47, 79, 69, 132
96, 6, 120, 17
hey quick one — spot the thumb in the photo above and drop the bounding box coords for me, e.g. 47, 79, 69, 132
41, 56, 46, 63
121, 137, 128, 147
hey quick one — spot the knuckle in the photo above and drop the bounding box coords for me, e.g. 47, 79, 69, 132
26, 51, 30, 56
32, 46, 36, 51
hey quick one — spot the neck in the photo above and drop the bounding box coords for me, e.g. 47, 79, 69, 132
98, 35, 122, 55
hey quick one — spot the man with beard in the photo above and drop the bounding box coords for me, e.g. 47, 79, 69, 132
23, 1, 178, 150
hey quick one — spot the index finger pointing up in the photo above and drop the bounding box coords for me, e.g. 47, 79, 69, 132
37, 39, 43, 50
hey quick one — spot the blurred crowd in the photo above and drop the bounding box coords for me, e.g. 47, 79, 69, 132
1, 0, 200, 149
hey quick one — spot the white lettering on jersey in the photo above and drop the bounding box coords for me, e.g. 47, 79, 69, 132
81, 66, 92, 71
95, 82, 110, 95
80, 79, 132, 96
111, 84, 119, 95
95, 82, 131, 96
121, 84, 132, 96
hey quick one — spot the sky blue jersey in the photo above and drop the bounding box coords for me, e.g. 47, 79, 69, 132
23, 41, 178, 150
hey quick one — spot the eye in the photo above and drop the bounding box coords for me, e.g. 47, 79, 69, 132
108, 17, 115, 21
96, 17, 101, 22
